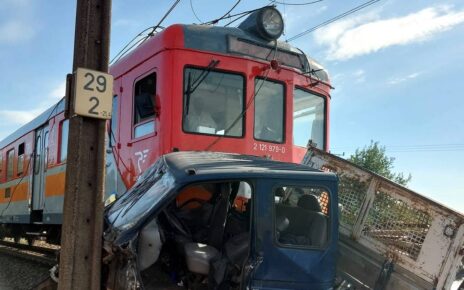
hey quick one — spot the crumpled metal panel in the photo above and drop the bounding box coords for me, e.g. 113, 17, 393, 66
302, 147, 464, 289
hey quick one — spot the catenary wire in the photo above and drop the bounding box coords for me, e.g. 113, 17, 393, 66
287, 0, 382, 42
202, 6, 271, 27
269, 0, 324, 5
190, 0, 203, 23
110, 0, 180, 65
203, 0, 242, 25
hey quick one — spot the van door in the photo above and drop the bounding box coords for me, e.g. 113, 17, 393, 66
249, 180, 338, 290
32, 125, 49, 211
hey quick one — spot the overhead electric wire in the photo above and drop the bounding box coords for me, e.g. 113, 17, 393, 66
110, 27, 154, 65
269, 0, 324, 5
110, 0, 180, 65
190, 0, 203, 23
287, 0, 382, 42
202, 0, 242, 25
152, 0, 180, 34
202, 6, 270, 26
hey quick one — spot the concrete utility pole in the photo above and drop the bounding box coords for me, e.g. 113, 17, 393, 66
58, 1, 111, 289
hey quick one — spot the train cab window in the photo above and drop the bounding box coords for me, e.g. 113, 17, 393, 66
254, 79, 285, 143
183, 68, 244, 137
17, 143, 25, 175
133, 73, 156, 138
7, 149, 14, 180
60, 120, 69, 163
0, 153, 3, 176
293, 88, 325, 149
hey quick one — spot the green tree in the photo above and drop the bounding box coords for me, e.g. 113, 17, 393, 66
349, 141, 412, 186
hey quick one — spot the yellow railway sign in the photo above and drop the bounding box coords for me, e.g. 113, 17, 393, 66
73, 67, 113, 119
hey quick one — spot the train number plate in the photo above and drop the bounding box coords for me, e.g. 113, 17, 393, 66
73, 68, 113, 119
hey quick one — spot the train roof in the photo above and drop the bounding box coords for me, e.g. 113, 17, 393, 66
0, 98, 65, 149
111, 23, 329, 82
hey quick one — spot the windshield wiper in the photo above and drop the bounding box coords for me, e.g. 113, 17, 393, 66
184, 59, 220, 115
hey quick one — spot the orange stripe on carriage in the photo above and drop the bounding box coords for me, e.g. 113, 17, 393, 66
0, 182, 29, 203
45, 172, 66, 197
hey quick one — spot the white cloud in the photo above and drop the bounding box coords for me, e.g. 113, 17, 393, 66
48, 81, 66, 99
314, 6, 464, 61
353, 69, 366, 83
316, 5, 328, 14
0, 81, 66, 137
388, 71, 423, 85
0, 20, 35, 44
0, 109, 42, 125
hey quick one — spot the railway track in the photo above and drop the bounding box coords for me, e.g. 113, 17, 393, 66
0, 239, 58, 266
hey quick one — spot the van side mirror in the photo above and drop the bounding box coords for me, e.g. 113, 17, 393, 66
105, 193, 117, 207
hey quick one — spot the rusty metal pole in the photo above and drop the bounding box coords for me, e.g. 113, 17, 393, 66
58, 0, 111, 289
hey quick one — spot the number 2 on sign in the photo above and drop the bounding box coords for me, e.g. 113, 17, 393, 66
88, 96, 100, 115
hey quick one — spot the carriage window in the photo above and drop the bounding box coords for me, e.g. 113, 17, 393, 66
183, 68, 244, 137
17, 143, 25, 175
7, 149, 14, 180
254, 79, 284, 143
111, 95, 118, 143
134, 73, 156, 138
293, 88, 325, 149
0, 153, 3, 177
60, 120, 69, 163
274, 186, 330, 248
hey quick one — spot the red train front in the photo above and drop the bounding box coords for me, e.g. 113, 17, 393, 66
109, 6, 331, 190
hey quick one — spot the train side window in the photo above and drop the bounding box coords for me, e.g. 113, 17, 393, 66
110, 95, 118, 143
254, 79, 285, 143
0, 153, 3, 176
17, 143, 25, 176
60, 120, 69, 163
133, 73, 156, 138
293, 88, 325, 149
7, 149, 14, 180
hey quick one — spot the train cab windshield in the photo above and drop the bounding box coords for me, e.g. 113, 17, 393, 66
293, 88, 325, 149
183, 67, 244, 137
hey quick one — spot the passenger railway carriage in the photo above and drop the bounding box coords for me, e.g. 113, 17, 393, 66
0, 7, 331, 243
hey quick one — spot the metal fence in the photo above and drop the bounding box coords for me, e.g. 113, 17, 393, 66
302, 147, 464, 289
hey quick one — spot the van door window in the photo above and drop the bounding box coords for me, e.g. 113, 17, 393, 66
274, 186, 330, 248
133, 73, 156, 138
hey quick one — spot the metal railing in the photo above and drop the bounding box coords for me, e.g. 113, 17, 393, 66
302, 146, 464, 289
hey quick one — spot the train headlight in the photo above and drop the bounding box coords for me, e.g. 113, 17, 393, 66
239, 7, 284, 41
260, 7, 284, 40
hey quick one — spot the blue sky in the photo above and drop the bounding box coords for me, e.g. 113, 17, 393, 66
0, 0, 463, 212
